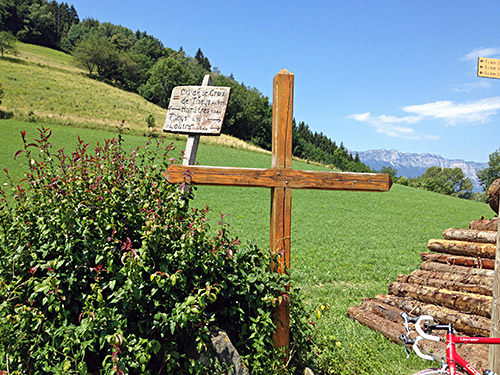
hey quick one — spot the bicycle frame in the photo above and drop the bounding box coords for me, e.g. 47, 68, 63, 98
445, 331, 500, 375
400, 313, 500, 375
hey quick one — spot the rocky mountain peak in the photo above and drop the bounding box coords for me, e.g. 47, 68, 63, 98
354, 149, 488, 192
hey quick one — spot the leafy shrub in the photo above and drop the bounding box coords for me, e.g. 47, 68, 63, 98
0, 126, 314, 374
27, 110, 37, 123
146, 113, 156, 128
0, 110, 13, 119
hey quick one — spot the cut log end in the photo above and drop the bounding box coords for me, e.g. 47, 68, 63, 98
488, 178, 500, 214
469, 217, 498, 231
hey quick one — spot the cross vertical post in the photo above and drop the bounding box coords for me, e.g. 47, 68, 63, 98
270, 69, 294, 350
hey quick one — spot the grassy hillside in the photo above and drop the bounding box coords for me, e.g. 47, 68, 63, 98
0, 44, 495, 374
0, 43, 265, 154
0, 43, 165, 130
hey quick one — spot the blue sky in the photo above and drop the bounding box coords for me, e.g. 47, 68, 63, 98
70, 0, 500, 163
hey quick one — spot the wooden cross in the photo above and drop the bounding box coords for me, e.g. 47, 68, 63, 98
163, 69, 392, 353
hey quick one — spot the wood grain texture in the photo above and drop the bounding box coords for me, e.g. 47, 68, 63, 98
272, 69, 293, 170
270, 70, 293, 352
164, 165, 392, 191
489, 201, 500, 371
427, 239, 496, 259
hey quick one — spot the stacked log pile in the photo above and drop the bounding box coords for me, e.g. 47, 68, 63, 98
347, 217, 498, 370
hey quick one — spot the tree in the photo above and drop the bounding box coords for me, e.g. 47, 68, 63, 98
212, 74, 273, 149
114, 49, 146, 91
380, 166, 398, 181
72, 34, 121, 79
409, 166, 473, 199
131, 32, 170, 70
16, 2, 55, 47
60, 18, 98, 52
0, 30, 17, 57
0, 0, 7, 30
0, 82, 3, 105
333, 148, 348, 171
477, 148, 500, 192
195, 48, 211, 71
48, 1, 79, 48
139, 56, 194, 108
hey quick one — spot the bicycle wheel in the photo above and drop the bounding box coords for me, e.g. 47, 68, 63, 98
409, 369, 466, 375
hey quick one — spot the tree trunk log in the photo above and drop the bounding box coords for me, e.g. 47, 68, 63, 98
397, 271, 492, 296
421, 253, 495, 270
427, 239, 496, 259
405, 269, 493, 287
388, 281, 492, 318
346, 305, 404, 344
469, 218, 498, 231
443, 228, 497, 244
356, 297, 404, 323
488, 178, 500, 214
375, 294, 491, 337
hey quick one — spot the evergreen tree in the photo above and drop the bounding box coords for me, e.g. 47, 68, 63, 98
195, 47, 211, 71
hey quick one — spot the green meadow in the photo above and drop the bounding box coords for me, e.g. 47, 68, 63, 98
0, 43, 494, 374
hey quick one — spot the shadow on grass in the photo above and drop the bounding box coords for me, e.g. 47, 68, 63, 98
0, 55, 27, 65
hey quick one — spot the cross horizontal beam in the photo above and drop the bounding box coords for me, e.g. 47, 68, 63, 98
164, 164, 393, 192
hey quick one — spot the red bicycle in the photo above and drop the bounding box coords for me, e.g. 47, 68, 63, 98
400, 312, 500, 375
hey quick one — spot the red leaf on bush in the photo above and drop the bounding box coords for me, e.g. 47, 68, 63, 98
14, 150, 24, 159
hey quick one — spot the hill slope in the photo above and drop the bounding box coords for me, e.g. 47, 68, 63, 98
0, 42, 266, 153
0, 43, 165, 130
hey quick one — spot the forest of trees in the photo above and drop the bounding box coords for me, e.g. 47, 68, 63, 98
0, 0, 78, 49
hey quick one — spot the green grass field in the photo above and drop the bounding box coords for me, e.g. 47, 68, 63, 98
0, 44, 495, 374
1, 119, 493, 374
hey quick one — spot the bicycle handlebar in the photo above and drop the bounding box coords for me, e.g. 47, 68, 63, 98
412, 337, 436, 361
414, 315, 440, 342
400, 312, 441, 362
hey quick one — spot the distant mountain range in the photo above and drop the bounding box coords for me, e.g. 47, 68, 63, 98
354, 149, 488, 192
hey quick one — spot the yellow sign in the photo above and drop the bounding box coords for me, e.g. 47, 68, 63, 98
478, 57, 500, 79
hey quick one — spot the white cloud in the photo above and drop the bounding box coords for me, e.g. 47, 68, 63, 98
348, 96, 500, 140
403, 97, 500, 125
347, 112, 432, 140
454, 81, 491, 93
349, 112, 371, 122
462, 47, 500, 61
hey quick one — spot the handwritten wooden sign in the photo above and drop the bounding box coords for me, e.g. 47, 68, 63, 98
478, 57, 500, 79
163, 86, 231, 135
